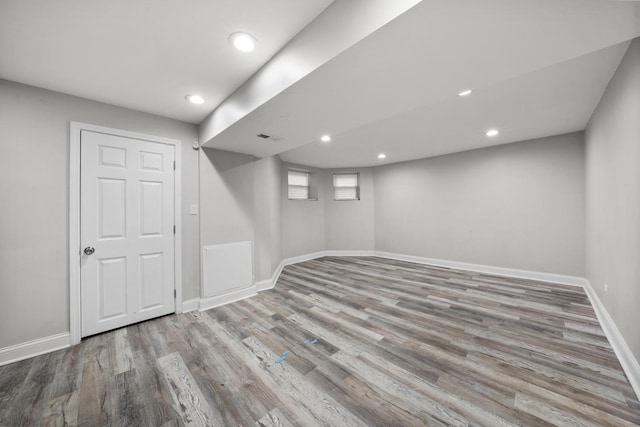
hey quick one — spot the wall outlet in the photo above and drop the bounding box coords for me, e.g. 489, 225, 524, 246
604, 283, 609, 294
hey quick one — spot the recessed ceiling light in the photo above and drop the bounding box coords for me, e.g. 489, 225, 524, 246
378, 153, 386, 159
185, 94, 204, 104
486, 129, 499, 137
321, 135, 331, 142
229, 32, 257, 52
458, 89, 472, 97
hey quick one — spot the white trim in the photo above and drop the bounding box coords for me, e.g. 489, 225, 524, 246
174, 140, 183, 313
259, 250, 586, 292
0, 333, 70, 367
280, 251, 327, 266
258, 251, 327, 291
254, 250, 376, 292
199, 286, 258, 312
582, 280, 640, 400
374, 251, 586, 287
255, 279, 273, 292
325, 250, 376, 257
181, 298, 200, 313
69, 123, 82, 345
69, 122, 183, 343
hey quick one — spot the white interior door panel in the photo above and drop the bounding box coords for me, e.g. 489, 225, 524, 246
80, 130, 175, 337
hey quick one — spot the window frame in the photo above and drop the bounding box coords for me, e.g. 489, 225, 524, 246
287, 169, 311, 200
333, 172, 360, 201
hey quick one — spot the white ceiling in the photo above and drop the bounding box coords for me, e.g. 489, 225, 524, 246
204, 0, 640, 168
0, 0, 333, 123
197, 0, 422, 143
278, 41, 630, 168
2, 0, 639, 168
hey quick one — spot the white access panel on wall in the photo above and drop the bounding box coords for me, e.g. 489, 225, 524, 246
202, 242, 253, 297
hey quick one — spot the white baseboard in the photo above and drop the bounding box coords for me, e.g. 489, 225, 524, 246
255, 279, 273, 292
181, 298, 200, 313
194, 250, 328, 312
255, 251, 327, 293
280, 251, 327, 266
254, 249, 585, 297
582, 280, 640, 400
186, 252, 331, 314
0, 333, 70, 366
374, 251, 586, 287
325, 250, 376, 257
198, 286, 258, 312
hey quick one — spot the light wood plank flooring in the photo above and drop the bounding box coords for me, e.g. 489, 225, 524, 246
1, 256, 639, 426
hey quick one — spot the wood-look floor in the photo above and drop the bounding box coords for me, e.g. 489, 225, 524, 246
1, 256, 639, 426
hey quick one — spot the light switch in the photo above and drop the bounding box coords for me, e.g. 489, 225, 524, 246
190, 204, 198, 215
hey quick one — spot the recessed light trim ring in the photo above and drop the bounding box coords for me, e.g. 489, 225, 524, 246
229, 32, 257, 52
186, 94, 204, 104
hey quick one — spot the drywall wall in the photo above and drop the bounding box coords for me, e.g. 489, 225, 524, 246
323, 168, 375, 251
199, 147, 255, 263
199, 149, 285, 285
585, 38, 640, 360
373, 133, 585, 276
199, 150, 283, 284
281, 163, 326, 258
0, 79, 199, 349
279, 164, 375, 258
254, 155, 283, 281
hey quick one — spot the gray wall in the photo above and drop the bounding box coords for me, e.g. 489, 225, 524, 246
199, 150, 283, 283
373, 133, 586, 276
280, 164, 377, 257
585, 38, 640, 360
254, 156, 282, 280
199, 148, 255, 248
281, 163, 326, 258
323, 168, 375, 251
199, 148, 255, 291
0, 80, 200, 349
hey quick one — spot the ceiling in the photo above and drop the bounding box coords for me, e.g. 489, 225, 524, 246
204, 0, 640, 168
0, 0, 333, 123
2, 1, 639, 168
278, 40, 630, 168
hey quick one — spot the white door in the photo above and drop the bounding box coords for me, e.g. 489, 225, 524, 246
80, 130, 176, 337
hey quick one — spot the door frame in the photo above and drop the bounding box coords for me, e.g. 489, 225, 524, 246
69, 122, 183, 345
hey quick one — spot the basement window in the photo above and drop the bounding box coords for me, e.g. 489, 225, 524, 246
333, 173, 359, 201
288, 169, 310, 200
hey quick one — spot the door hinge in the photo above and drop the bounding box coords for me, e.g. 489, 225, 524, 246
173, 161, 176, 170
173, 225, 176, 234
174, 289, 177, 298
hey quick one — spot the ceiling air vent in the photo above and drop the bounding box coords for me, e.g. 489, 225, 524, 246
256, 133, 283, 142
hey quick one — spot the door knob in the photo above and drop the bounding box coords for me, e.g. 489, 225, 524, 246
84, 246, 95, 255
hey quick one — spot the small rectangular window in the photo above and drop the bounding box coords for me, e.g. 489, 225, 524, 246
333, 173, 359, 201
288, 169, 310, 200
